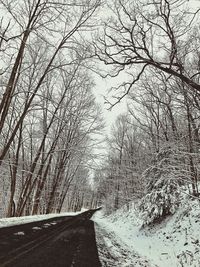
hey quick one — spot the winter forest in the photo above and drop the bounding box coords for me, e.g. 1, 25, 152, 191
0, 0, 200, 229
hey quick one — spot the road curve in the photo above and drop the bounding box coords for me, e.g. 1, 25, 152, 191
0, 209, 101, 267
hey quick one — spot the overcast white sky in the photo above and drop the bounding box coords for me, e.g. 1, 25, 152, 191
93, 74, 128, 130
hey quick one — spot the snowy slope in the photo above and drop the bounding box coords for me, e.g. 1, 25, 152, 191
93, 199, 200, 267
95, 221, 157, 267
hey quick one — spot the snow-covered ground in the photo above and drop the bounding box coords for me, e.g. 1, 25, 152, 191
95, 220, 157, 267
93, 198, 200, 267
0, 209, 87, 228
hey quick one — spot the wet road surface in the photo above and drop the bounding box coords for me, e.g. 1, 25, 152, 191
0, 209, 101, 267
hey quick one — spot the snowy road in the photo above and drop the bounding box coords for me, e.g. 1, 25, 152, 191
0, 210, 101, 267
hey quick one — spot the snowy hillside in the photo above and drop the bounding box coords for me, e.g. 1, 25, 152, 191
94, 198, 200, 267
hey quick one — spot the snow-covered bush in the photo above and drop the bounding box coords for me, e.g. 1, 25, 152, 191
139, 146, 181, 225
140, 177, 180, 225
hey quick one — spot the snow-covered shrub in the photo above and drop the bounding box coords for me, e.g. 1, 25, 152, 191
139, 146, 181, 225
140, 177, 180, 225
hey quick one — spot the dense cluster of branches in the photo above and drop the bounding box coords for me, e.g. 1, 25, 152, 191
1, 0, 200, 222
95, 0, 200, 104
0, 0, 103, 217
95, 0, 200, 222
98, 68, 200, 221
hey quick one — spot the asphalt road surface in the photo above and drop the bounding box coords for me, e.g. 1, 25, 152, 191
0, 209, 102, 267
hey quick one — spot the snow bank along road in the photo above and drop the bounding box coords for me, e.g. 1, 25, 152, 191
0, 209, 101, 267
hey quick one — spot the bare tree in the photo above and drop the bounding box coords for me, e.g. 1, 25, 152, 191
95, 0, 200, 106
0, 0, 103, 218
0, 0, 101, 165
